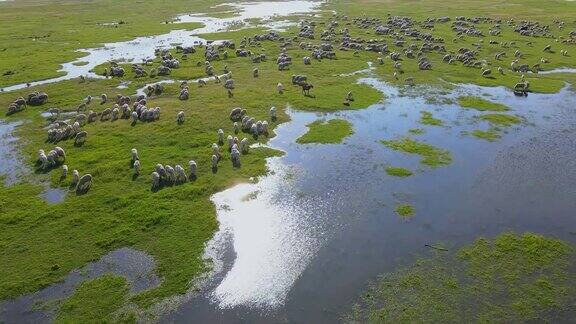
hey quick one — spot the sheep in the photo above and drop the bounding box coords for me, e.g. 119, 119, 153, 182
217, 129, 224, 144
240, 137, 249, 154
165, 165, 176, 184
71, 170, 80, 187
234, 122, 240, 134
212, 143, 220, 157
38, 149, 49, 169
75, 131, 87, 145
301, 82, 314, 96
155, 164, 167, 179
346, 91, 354, 102
262, 121, 269, 134
231, 148, 241, 167
77, 103, 87, 113
227, 135, 234, 149
72, 121, 81, 134
188, 160, 197, 179
250, 123, 258, 136
54, 146, 66, 161
131, 148, 139, 163
151, 171, 160, 190
85, 95, 92, 105
498, 67, 504, 75
179, 88, 189, 100
111, 107, 119, 121
270, 106, 277, 121
87, 111, 97, 123
61, 165, 68, 178
76, 174, 93, 194
277, 82, 284, 94
133, 160, 141, 175
253, 68, 259, 78
175, 164, 187, 183
177, 111, 185, 124
211, 154, 219, 170
303, 56, 311, 65
100, 94, 107, 105
131, 111, 138, 124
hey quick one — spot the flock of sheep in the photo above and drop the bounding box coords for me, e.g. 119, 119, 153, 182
5, 12, 575, 196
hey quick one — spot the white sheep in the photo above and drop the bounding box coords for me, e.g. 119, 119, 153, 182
131, 148, 139, 162
76, 174, 92, 194
175, 164, 187, 183
227, 135, 234, 149
165, 165, 175, 183
188, 160, 197, 178
151, 171, 160, 189
211, 154, 219, 169
231, 148, 241, 167
177, 111, 185, 124
262, 121, 269, 134
250, 123, 258, 135
111, 107, 119, 121
217, 129, 224, 144
71, 170, 80, 186
61, 165, 68, 178
240, 138, 249, 154
38, 149, 48, 169
131, 111, 138, 124
233, 122, 240, 134
54, 146, 66, 161
270, 106, 277, 120
212, 143, 220, 157
277, 83, 284, 94
133, 160, 141, 175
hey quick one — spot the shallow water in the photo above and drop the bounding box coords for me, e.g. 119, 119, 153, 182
0, 248, 160, 323
164, 78, 576, 322
0, 120, 27, 186
0, 0, 322, 92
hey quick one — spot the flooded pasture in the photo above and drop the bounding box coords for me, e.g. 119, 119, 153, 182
163, 79, 576, 322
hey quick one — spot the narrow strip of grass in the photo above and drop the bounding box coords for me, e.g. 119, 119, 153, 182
458, 96, 509, 112
296, 119, 353, 144
385, 167, 413, 177
472, 129, 501, 141
381, 138, 452, 168
420, 111, 443, 126
480, 114, 522, 127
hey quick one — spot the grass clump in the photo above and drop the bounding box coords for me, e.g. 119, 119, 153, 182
381, 138, 452, 168
56, 275, 129, 323
395, 204, 415, 217
458, 96, 509, 112
385, 167, 413, 178
420, 111, 443, 126
408, 128, 425, 135
296, 119, 353, 144
348, 232, 576, 323
472, 128, 501, 141
480, 114, 522, 127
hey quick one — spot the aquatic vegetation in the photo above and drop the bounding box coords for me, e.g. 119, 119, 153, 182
458, 96, 509, 112
480, 113, 522, 127
381, 138, 452, 168
472, 128, 501, 142
419, 111, 443, 126
408, 128, 425, 135
395, 204, 415, 217
348, 232, 576, 323
56, 275, 130, 323
296, 119, 354, 144
385, 167, 413, 178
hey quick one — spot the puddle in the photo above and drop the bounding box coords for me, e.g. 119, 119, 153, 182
0, 248, 161, 323
1, 0, 323, 92
0, 120, 27, 186
165, 78, 576, 322
39, 187, 67, 204
538, 67, 576, 74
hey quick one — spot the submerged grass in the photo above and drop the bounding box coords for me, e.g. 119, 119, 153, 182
419, 111, 443, 126
395, 204, 415, 218
385, 167, 413, 178
472, 128, 502, 141
296, 119, 354, 144
56, 275, 130, 323
348, 232, 576, 323
458, 96, 509, 112
480, 113, 522, 127
381, 138, 452, 168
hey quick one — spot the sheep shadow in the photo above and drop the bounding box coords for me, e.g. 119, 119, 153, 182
74, 141, 85, 147
188, 174, 197, 182
303, 93, 316, 98
132, 174, 139, 181
211, 166, 218, 174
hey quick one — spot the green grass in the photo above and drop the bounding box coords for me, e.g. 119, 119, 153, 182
408, 128, 425, 135
395, 204, 415, 218
385, 167, 413, 178
480, 114, 522, 127
420, 111, 443, 126
472, 128, 502, 141
348, 232, 576, 323
296, 119, 354, 144
458, 96, 510, 112
56, 275, 131, 323
381, 138, 452, 168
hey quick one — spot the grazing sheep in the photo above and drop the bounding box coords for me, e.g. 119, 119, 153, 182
498, 67, 504, 75
54, 146, 66, 161
270, 106, 277, 121
131, 148, 139, 162
38, 149, 48, 169
262, 121, 268, 134
61, 165, 68, 178
231, 148, 241, 167
227, 135, 234, 149
165, 165, 175, 184
76, 174, 92, 194
212, 143, 220, 157
151, 171, 160, 190
346, 91, 354, 101
482, 69, 492, 77
133, 160, 141, 175
87, 110, 97, 123
77, 103, 87, 113
71, 170, 80, 187
303, 56, 311, 65
155, 164, 167, 179
301, 82, 314, 96
277, 83, 284, 94
72, 121, 81, 134
253, 68, 259, 78
111, 107, 119, 121
217, 129, 224, 144
75, 131, 87, 145
234, 122, 240, 134
177, 111, 185, 124
100, 94, 107, 105
85, 95, 92, 105
175, 164, 187, 183
240, 137, 249, 154
188, 160, 197, 178
131, 111, 138, 124
179, 87, 189, 100
211, 154, 219, 169
251, 123, 258, 136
